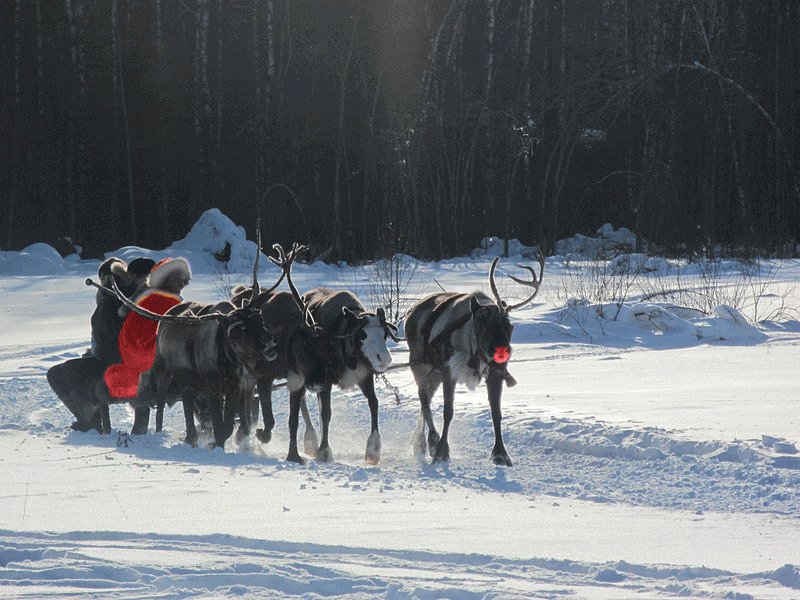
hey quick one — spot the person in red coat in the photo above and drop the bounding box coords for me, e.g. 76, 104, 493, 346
103, 257, 192, 399
47, 256, 155, 433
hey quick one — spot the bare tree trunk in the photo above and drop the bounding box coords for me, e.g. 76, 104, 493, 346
193, 0, 210, 214
332, 7, 359, 258
35, 0, 44, 118
64, 0, 85, 240
266, 0, 274, 114
264, 0, 274, 202
521, 0, 534, 107
252, 0, 263, 210
362, 68, 384, 255
154, 0, 170, 244
666, 6, 687, 246
106, 0, 122, 240
484, 0, 495, 103
113, 0, 137, 242
214, 0, 224, 194
5, 0, 23, 247
521, 0, 535, 245
690, 3, 747, 238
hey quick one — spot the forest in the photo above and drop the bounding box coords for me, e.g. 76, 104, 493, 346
1, 0, 798, 261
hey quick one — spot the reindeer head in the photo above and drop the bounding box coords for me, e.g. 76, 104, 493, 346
469, 297, 515, 366
479, 246, 546, 366
224, 306, 279, 374
340, 306, 396, 374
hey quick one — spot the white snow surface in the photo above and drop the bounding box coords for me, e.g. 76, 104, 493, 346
1, 211, 799, 599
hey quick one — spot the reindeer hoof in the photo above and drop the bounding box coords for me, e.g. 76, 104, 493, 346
365, 431, 381, 465
491, 448, 513, 467
286, 451, 306, 465
255, 428, 272, 444
316, 445, 334, 463
431, 441, 450, 463
184, 436, 198, 448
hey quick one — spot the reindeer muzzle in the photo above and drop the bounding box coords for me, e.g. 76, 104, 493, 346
493, 345, 511, 364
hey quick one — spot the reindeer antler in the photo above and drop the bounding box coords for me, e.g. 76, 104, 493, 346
250, 242, 308, 306
488, 245, 545, 312
276, 243, 320, 330
86, 278, 228, 324
247, 220, 262, 306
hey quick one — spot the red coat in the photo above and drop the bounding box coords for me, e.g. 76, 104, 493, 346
103, 290, 182, 399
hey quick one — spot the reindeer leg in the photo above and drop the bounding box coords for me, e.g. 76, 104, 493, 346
89, 377, 110, 434
235, 387, 253, 444
487, 370, 512, 466
286, 388, 305, 464
131, 407, 150, 435
99, 404, 112, 435
414, 370, 441, 458
358, 375, 381, 465
256, 378, 275, 443
155, 402, 165, 432
150, 373, 166, 433
246, 389, 259, 434
300, 395, 318, 457
315, 388, 334, 463
130, 372, 151, 435
215, 391, 234, 449
411, 411, 427, 456
182, 396, 198, 447
432, 376, 455, 463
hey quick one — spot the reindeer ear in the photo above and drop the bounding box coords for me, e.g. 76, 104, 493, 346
342, 306, 362, 322
470, 296, 482, 315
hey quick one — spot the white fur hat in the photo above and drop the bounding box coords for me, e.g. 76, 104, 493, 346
147, 257, 192, 290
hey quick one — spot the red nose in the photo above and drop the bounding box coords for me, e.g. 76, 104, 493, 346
493, 345, 511, 364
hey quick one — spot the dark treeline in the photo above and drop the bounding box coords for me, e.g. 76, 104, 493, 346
2, 1, 798, 261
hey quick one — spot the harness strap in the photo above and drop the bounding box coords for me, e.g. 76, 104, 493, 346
332, 311, 359, 370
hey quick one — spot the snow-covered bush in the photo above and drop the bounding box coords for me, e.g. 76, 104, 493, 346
555, 223, 637, 259
608, 253, 670, 275
470, 236, 542, 260
366, 253, 422, 322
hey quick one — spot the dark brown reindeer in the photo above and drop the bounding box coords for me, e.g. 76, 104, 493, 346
293, 286, 400, 465
103, 238, 282, 447
404, 251, 545, 466
230, 243, 338, 451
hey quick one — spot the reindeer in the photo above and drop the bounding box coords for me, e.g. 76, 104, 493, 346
230, 244, 337, 451
145, 298, 262, 443
102, 239, 282, 448
295, 287, 400, 465
404, 251, 545, 466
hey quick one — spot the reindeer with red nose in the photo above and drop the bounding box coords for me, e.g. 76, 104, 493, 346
404, 250, 544, 466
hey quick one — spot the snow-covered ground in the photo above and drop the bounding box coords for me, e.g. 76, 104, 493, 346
1, 212, 799, 599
